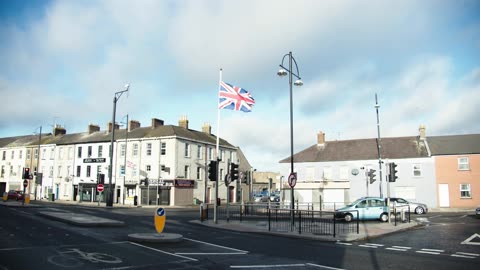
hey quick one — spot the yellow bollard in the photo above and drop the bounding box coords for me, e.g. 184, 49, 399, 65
25, 194, 30, 204
154, 207, 166, 234
2, 192, 7, 202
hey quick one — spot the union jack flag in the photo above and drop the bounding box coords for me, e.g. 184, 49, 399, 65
218, 81, 255, 112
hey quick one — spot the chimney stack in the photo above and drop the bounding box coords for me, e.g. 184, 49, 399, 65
88, 124, 100, 134
317, 131, 325, 145
108, 122, 120, 133
151, 118, 164, 129
202, 122, 212, 134
129, 120, 141, 131
179, 115, 189, 129
419, 125, 426, 140
53, 125, 66, 136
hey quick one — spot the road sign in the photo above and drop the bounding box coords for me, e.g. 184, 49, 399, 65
154, 207, 166, 234
224, 174, 231, 186
97, 184, 104, 192
23, 180, 28, 188
288, 172, 297, 188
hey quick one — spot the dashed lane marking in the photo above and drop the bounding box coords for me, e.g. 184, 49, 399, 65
455, 252, 479, 257
392, 246, 412, 249
184, 237, 249, 253
335, 242, 352, 246
386, 247, 408, 252
230, 264, 305, 268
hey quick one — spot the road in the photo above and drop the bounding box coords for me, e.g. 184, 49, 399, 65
0, 202, 478, 269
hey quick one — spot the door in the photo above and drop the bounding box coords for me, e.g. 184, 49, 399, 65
438, 184, 450, 207
365, 198, 386, 220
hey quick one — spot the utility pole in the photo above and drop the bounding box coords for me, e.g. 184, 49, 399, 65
375, 93, 383, 198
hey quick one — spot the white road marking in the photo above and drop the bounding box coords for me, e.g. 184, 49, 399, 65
230, 264, 305, 268
420, 248, 444, 253
177, 252, 247, 255
305, 263, 346, 269
416, 251, 441, 255
459, 215, 467, 219
461, 233, 480, 245
363, 243, 384, 247
386, 248, 408, 252
184, 237, 249, 253
451, 254, 476, 259
455, 252, 479, 257
128, 242, 197, 262
392, 246, 412, 249
335, 242, 352, 246
359, 245, 378, 248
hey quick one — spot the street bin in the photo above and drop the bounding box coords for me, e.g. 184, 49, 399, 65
2, 192, 7, 202
200, 203, 208, 221
50, 193, 55, 202
25, 194, 30, 204
134, 195, 138, 206
217, 198, 221, 206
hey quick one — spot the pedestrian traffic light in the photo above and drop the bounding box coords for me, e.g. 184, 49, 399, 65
23, 168, 31, 180
389, 163, 398, 182
368, 169, 376, 184
230, 163, 239, 181
97, 173, 105, 184
208, 161, 218, 181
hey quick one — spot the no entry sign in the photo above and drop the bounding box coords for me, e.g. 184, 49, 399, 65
97, 184, 104, 192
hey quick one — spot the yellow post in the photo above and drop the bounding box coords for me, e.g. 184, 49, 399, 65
2, 192, 7, 202
25, 194, 30, 204
154, 207, 166, 234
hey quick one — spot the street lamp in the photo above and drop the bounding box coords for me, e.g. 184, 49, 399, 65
107, 83, 130, 207
277, 51, 303, 211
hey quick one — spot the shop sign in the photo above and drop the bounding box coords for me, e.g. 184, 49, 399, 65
83, 158, 106, 163
174, 179, 194, 187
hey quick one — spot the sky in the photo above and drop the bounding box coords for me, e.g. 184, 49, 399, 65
0, 0, 479, 172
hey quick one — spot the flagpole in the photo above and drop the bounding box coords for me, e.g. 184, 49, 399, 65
214, 68, 222, 224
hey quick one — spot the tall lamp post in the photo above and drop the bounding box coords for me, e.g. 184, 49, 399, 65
277, 51, 303, 211
107, 84, 130, 207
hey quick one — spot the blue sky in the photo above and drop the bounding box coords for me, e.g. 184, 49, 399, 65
1, 0, 479, 172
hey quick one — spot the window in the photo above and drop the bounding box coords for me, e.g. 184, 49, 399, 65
42, 149, 46, 159
88, 146, 92, 157
146, 165, 151, 172
67, 166, 71, 177
27, 149, 31, 159
196, 167, 201, 180
98, 145, 103, 157
460, 184, 471, 198
413, 164, 422, 177
146, 143, 152, 156
97, 165, 101, 174
184, 143, 190, 157
220, 150, 224, 160
77, 147, 82, 158
86, 166, 91, 177
11, 151, 14, 160
197, 145, 202, 159
133, 144, 139, 157
59, 148, 64, 159
9, 166, 13, 175
2, 151, 5, 160
0, 166, 4, 177
184, 165, 189, 178
49, 166, 53, 177
76, 166, 81, 177
68, 147, 73, 159
160, 165, 166, 172
121, 144, 126, 157
34, 149, 38, 159
306, 167, 315, 181
208, 148, 213, 160
120, 165, 125, 176
19, 150, 22, 159
57, 166, 62, 177
50, 148, 55, 159
161, 142, 166, 155
458, 157, 470, 170
229, 151, 233, 162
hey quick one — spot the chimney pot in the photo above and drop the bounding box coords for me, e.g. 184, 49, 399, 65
317, 131, 325, 145
202, 122, 212, 134
179, 115, 189, 129
419, 125, 426, 140
88, 124, 100, 134
151, 118, 164, 129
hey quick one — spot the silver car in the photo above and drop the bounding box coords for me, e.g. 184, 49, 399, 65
387, 197, 428, 214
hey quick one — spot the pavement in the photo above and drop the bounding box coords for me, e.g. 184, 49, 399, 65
1, 199, 476, 243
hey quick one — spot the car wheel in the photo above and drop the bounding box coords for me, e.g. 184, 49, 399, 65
415, 207, 425, 215
380, 213, 388, 222
344, 213, 353, 222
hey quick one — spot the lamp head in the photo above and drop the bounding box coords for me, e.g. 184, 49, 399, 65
277, 69, 288, 77
124, 83, 130, 90
294, 79, 303, 86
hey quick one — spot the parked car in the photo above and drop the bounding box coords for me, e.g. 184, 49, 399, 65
335, 197, 389, 222
253, 194, 269, 203
7, 190, 24, 201
476, 206, 480, 218
386, 197, 428, 214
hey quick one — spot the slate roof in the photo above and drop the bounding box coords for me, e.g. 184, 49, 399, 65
279, 136, 429, 163
428, 134, 480, 155
0, 125, 234, 149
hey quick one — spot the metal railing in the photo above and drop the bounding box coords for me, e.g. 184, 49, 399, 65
200, 203, 359, 237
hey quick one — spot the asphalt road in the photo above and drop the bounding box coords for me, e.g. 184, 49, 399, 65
0, 203, 478, 269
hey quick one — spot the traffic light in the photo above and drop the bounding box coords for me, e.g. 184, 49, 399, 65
23, 168, 31, 180
208, 161, 218, 181
389, 163, 398, 182
368, 169, 376, 184
97, 173, 105, 184
230, 162, 239, 181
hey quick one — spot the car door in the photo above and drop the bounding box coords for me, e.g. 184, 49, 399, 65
355, 199, 368, 220
365, 199, 385, 220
